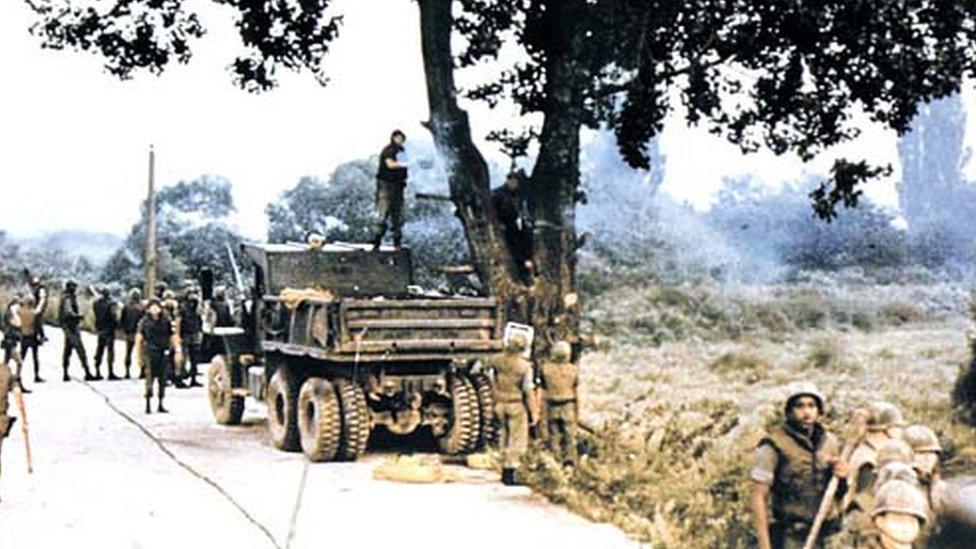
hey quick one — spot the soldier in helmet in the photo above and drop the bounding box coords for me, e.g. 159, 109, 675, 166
92, 286, 120, 381
489, 332, 538, 486
539, 340, 579, 467
161, 290, 187, 388
903, 425, 945, 513
17, 294, 45, 384
860, 479, 929, 548
119, 289, 145, 379
751, 382, 849, 549
58, 280, 94, 382
211, 287, 234, 328
135, 298, 183, 414
178, 291, 204, 388
843, 402, 909, 514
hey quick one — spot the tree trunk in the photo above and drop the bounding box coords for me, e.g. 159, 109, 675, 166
417, 0, 527, 318
527, 1, 589, 356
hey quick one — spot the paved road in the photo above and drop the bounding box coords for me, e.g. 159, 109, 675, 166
1, 330, 637, 549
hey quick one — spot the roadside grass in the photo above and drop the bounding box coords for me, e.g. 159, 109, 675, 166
526, 291, 974, 547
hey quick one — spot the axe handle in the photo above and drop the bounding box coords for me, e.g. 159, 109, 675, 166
14, 387, 33, 474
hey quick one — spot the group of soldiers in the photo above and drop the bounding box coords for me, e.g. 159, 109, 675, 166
752, 384, 950, 548
488, 332, 579, 486
2, 275, 241, 413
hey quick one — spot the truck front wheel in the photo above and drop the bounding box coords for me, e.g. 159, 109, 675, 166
266, 368, 301, 451
207, 355, 244, 425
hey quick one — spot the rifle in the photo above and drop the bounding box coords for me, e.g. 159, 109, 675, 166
13, 385, 33, 474
225, 243, 246, 295
414, 192, 452, 202
803, 408, 869, 549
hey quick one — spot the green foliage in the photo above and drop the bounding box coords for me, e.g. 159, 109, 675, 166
102, 175, 243, 288
266, 157, 469, 288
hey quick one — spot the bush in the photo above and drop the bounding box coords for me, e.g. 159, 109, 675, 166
804, 337, 849, 372
709, 352, 769, 384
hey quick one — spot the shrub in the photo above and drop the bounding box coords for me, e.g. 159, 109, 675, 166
709, 352, 770, 384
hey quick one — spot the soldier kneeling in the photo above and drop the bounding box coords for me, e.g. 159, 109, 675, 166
540, 341, 579, 467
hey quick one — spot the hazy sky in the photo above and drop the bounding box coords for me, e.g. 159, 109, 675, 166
3, 0, 975, 240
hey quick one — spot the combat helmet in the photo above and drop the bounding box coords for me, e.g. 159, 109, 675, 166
872, 462, 919, 494
783, 382, 824, 413
128, 288, 142, 302
64, 279, 78, 291
868, 402, 908, 432
871, 479, 929, 523
877, 438, 915, 469
551, 341, 572, 362
903, 425, 942, 454
505, 332, 528, 353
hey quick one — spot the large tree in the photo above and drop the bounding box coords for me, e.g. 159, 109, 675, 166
26, 0, 976, 352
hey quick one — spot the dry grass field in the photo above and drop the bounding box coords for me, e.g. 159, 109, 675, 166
524, 280, 976, 547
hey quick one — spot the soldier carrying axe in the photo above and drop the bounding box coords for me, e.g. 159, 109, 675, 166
750, 383, 852, 549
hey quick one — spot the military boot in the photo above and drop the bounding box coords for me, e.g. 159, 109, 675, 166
145, 398, 152, 415
92, 367, 103, 381
501, 468, 517, 486
62, 367, 70, 382
108, 368, 120, 381
17, 378, 31, 394
157, 400, 168, 414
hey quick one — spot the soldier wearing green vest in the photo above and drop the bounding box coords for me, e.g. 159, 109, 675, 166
539, 340, 578, 467
751, 383, 850, 549
489, 332, 537, 486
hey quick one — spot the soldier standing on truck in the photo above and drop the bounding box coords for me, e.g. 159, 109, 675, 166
59, 280, 94, 382
751, 383, 849, 549
372, 129, 409, 251
136, 298, 182, 414
120, 289, 144, 379
540, 341, 579, 467
178, 291, 204, 388
490, 332, 537, 486
92, 287, 120, 381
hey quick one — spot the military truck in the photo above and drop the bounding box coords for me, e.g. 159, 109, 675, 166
203, 242, 503, 462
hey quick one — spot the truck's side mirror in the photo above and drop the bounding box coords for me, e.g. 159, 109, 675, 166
200, 268, 214, 301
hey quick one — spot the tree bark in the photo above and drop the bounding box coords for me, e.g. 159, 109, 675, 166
527, 0, 589, 356
417, 0, 527, 318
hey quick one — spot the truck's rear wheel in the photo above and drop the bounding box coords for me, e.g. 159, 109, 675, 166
438, 376, 479, 455
298, 378, 342, 462
266, 368, 301, 452
335, 379, 370, 461
469, 373, 497, 449
208, 355, 244, 425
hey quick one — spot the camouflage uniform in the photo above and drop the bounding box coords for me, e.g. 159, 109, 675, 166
138, 303, 177, 413
540, 341, 578, 466
490, 334, 534, 485
119, 290, 144, 379
58, 282, 93, 381
92, 291, 119, 380
18, 295, 44, 383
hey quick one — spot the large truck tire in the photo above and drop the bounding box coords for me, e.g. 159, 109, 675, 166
438, 376, 479, 455
469, 372, 497, 450
266, 367, 301, 452
207, 355, 245, 426
335, 379, 370, 461
298, 378, 343, 462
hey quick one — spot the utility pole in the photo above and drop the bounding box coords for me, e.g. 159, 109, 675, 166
144, 145, 157, 298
